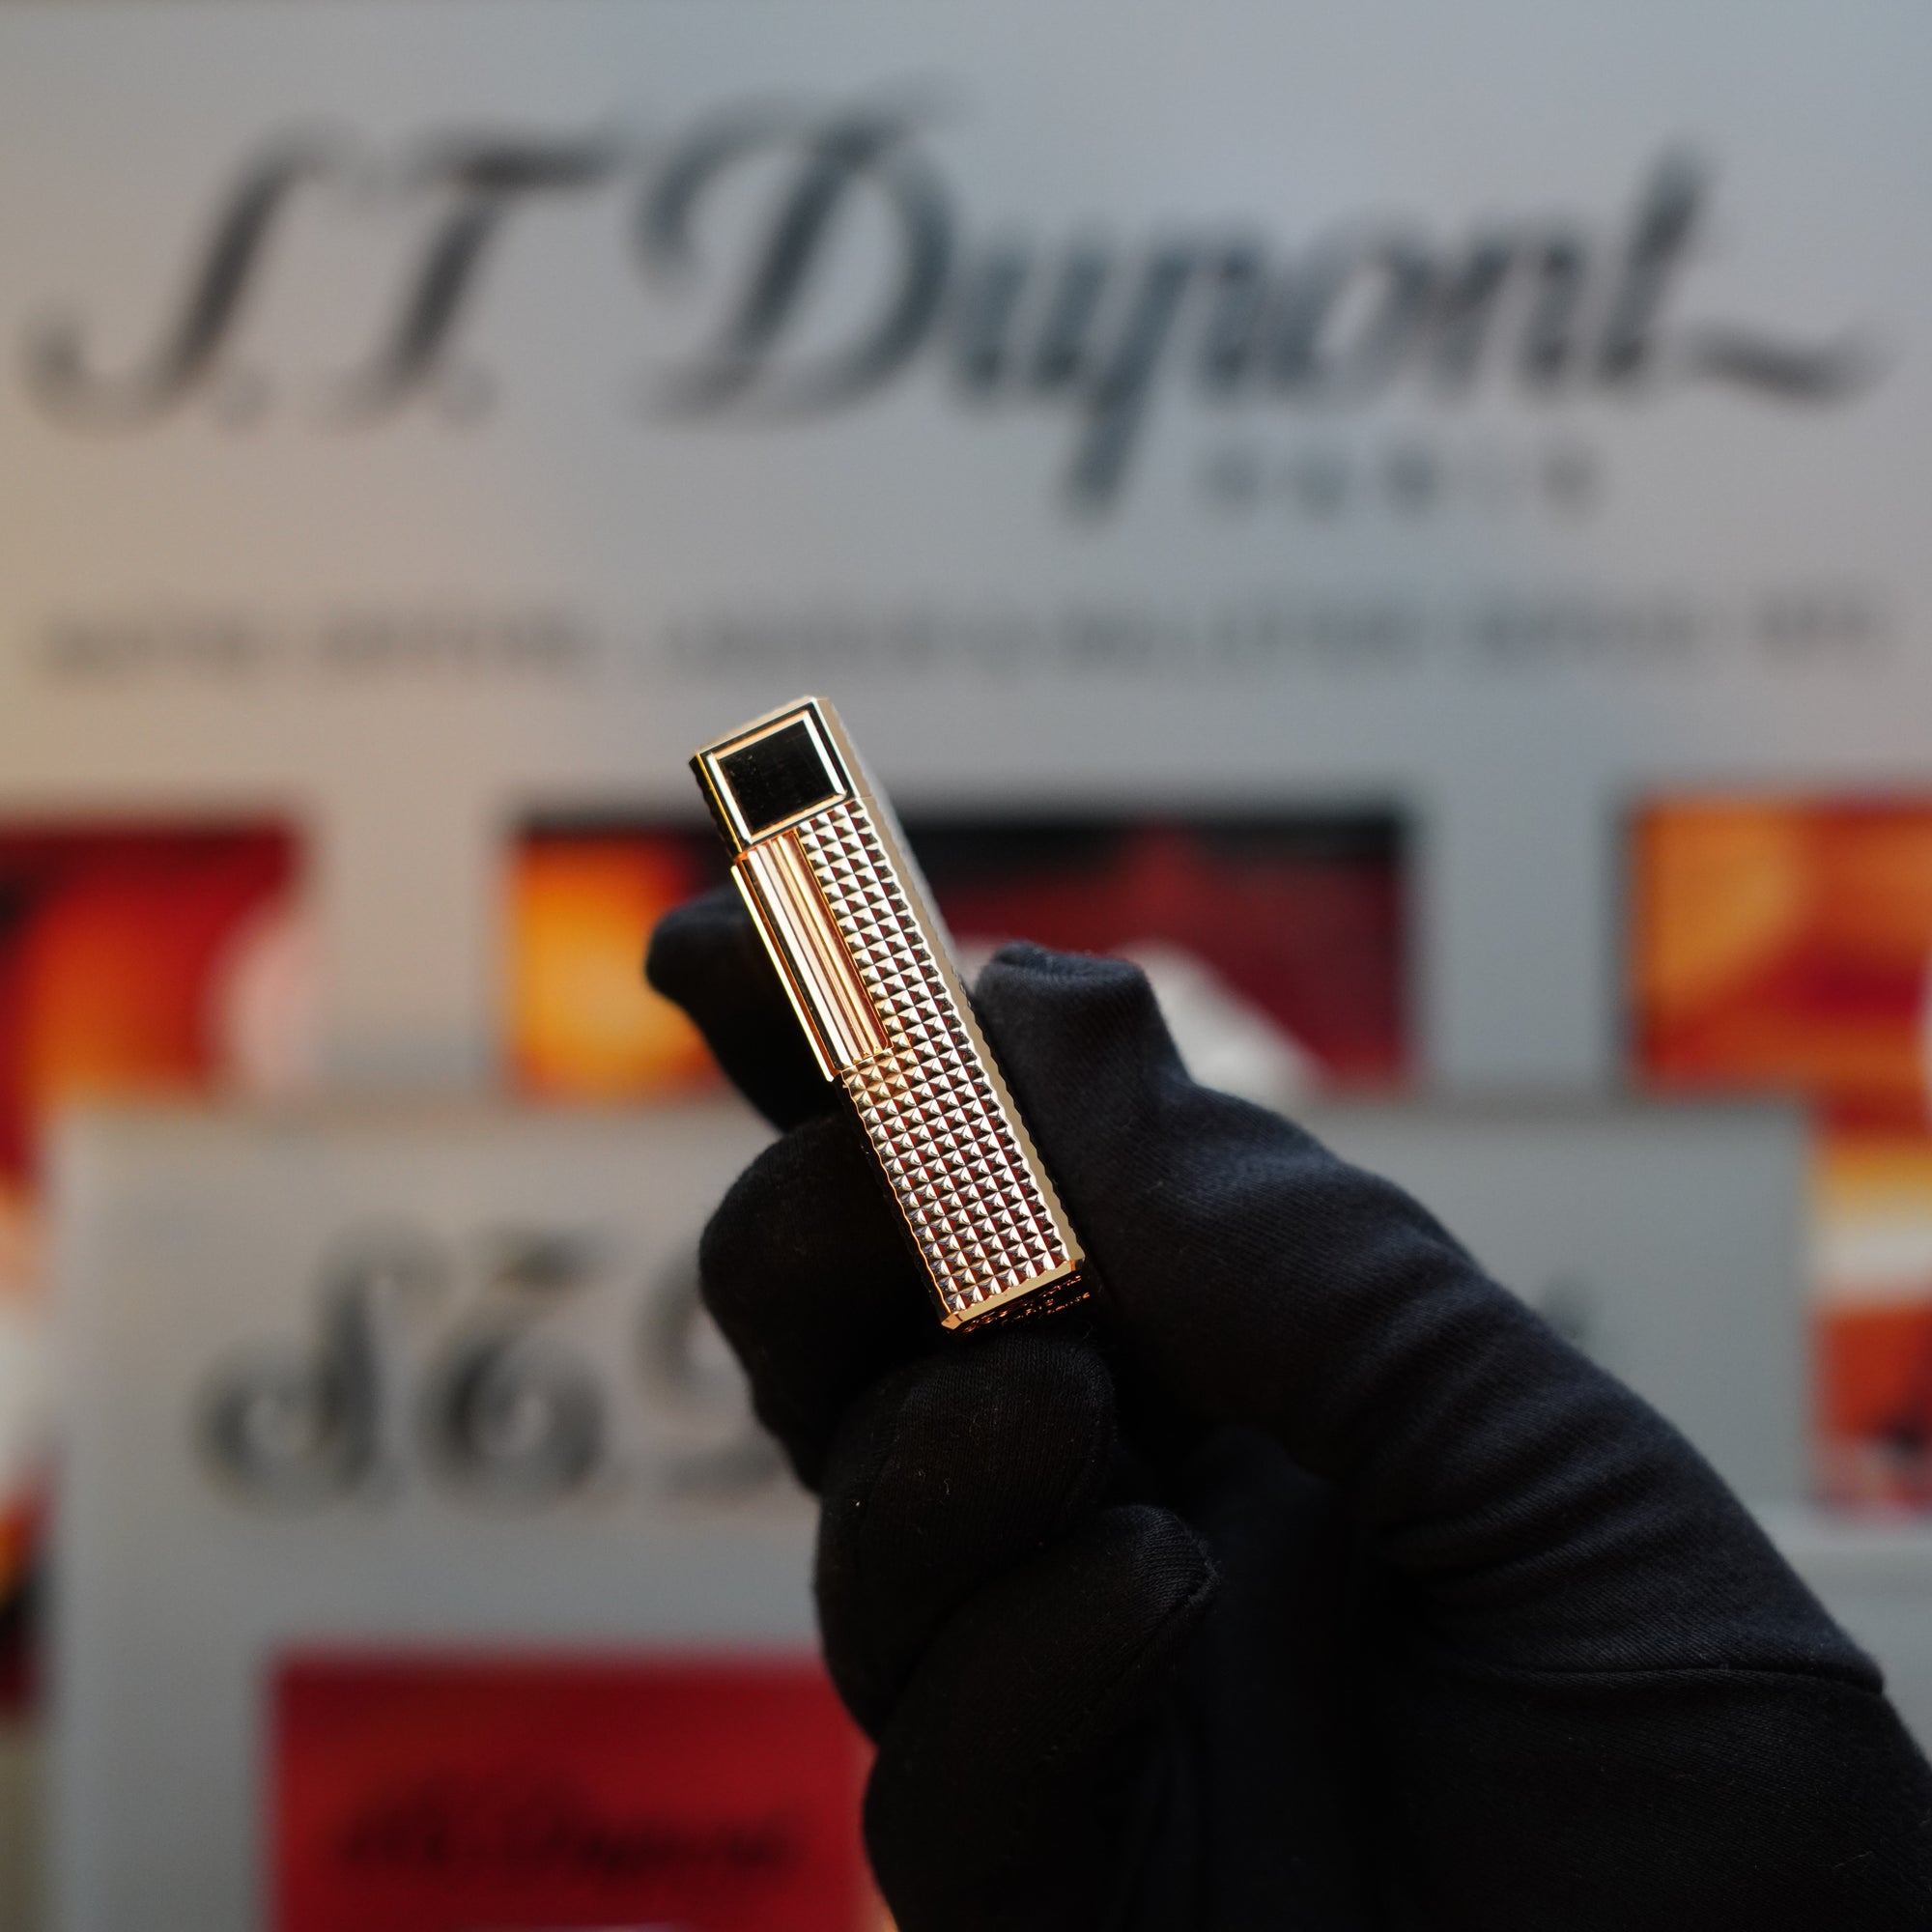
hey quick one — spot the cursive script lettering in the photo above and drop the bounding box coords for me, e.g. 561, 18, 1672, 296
22, 99, 1880, 510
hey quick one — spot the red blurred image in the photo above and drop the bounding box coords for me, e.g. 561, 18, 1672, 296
0, 823, 306, 1662
509, 814, 1409, 1103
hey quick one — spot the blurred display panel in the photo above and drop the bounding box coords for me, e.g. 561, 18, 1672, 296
1815, 1134, 1932, 1509
276, 1655, 873, 1932
510, 827, 718, 1098
51, 1101, 841, 1932
1633, 800, 1932, 1505
0, 824, 305, 1662
916, 818, 1408, 1087
510, 814, 1408, 1099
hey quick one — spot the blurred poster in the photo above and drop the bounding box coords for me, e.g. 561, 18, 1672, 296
1633, 800, 1932, 1506
1, 0, 1931, 1094
511, 813, 1407, 1102
276, 1655, 873, 1932
53, 1101, 815, 1932
0, 823, 307, 1649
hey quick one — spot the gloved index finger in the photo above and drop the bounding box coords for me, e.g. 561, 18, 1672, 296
646, 883, 840, 1129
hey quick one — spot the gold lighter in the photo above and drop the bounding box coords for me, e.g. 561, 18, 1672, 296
692, 696, 1088, 1330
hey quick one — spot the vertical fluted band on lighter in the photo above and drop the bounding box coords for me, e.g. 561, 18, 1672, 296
692, 696, 1088, 1329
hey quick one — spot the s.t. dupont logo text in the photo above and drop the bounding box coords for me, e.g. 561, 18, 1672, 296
23, 98, 1879, 510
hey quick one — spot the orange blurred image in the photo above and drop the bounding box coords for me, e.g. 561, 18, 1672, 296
509, 827, 717, 1099
1634, 800, 1932, 1506
1634, 801, 1932, 1125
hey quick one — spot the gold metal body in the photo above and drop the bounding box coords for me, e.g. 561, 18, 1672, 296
692, 697, 1088, 1329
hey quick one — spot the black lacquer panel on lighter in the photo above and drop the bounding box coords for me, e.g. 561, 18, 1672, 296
719, 721, 838, 836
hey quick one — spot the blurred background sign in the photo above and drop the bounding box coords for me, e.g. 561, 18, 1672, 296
0, 0, 1928, 1093
3, 0, 1932, 1921
50, 1101, 882, 1932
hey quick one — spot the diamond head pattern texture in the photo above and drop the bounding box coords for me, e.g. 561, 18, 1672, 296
795, 801, 1073, 1317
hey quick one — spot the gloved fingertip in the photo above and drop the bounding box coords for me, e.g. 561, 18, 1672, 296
980, 940, 1149, 988
644, 885, 837, 1129
831, 1332, 1121, 1547
977, 943, 1172, 1035
1101, 1501, 1221, 1631
973, 942, 1186, 1129
642, 882, 750, 1002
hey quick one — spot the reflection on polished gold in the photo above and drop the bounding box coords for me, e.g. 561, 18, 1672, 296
693, 697, 1087, 1330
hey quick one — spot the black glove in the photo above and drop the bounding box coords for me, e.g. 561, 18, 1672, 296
648, 888, 1932, 1931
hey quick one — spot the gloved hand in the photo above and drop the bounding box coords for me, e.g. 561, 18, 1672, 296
648, 888, 1932, 1932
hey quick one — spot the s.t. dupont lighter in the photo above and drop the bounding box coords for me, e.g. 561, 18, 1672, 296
691, 696, 1088, 1331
